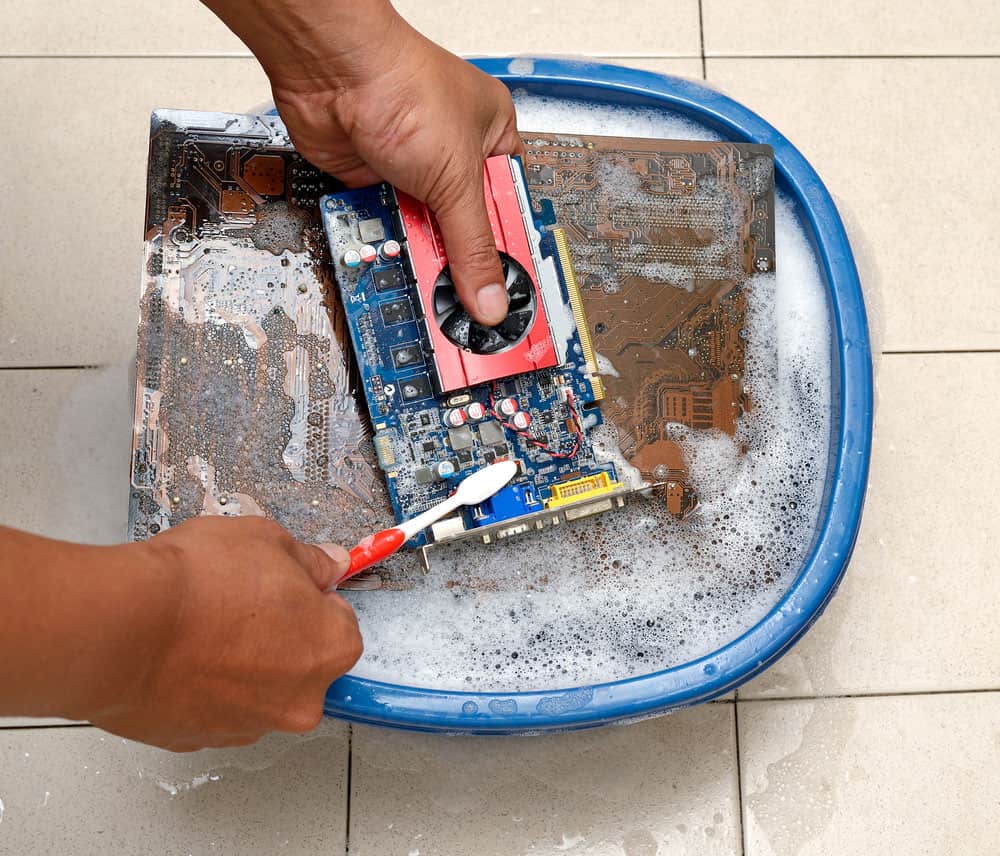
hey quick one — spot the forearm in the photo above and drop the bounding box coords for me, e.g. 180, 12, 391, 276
0, 526, 172, 720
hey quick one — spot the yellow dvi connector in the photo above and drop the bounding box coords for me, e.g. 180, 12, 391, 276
545, 472, 623, 510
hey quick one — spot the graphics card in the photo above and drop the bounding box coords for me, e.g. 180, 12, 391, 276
396, 156, 561, 392
320, 155, 624, 553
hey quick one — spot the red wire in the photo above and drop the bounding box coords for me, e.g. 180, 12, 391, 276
489, 382, 583, 460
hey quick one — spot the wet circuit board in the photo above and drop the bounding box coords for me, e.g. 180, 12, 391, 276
128, 110, 398, 587
522, 134, 775, 516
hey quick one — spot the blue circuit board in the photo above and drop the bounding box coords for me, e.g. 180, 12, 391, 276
319, 169, 621, 548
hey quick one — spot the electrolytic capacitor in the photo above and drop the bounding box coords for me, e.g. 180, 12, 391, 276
434, 460, 457, 480
343, 249, 362, 269
444, 408, 467, 427
497, 397, 519, 418
511, 411, 532, 431
381, 240, 402, 259
359, 244, 378, 264
466, 401, 487, 421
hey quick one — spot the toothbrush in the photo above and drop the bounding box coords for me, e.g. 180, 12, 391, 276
337, 460, 518, 585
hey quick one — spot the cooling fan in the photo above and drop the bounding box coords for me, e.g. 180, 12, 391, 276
434, 253, 536, 355
396, 156, 561, 393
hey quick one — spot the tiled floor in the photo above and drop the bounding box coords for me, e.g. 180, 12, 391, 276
2, 2, 999, 854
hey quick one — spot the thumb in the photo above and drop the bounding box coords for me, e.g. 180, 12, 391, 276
290, 541, 351, 591
431, 161, 508, 327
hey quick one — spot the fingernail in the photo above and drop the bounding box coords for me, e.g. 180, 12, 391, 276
476, 283, 508, 326
317, 542, 350, 571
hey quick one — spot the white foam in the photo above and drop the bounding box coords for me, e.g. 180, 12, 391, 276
344, 96, 833, 693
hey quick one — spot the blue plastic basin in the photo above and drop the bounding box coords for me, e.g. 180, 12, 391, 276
313, 58, 873, 733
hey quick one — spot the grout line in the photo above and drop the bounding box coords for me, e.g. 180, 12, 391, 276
739, 687, 1000, 703
3, 53, 996, 61
344, 723, 354, 855
0, 365, 102, 372
0, 52, 706, 61
0, 53, 256, 60
696, 0, 707, 79
733, 702, 748, 856
882, 349, 1000, 355
705, 53, 1000, 60
0, 721, 92, 730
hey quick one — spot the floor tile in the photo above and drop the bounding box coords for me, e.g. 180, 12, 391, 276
703, 0, 1000, 57
604, 57, 705, 79
3, 2, 702, 59
738, 693, 1000, 856
1, 0, 245, 56
0, 721, 349, 854
0, 58, 271, 367
350, 706, 740, 856
396, 1, 702, 58
706, 58, 1000, 352
740, 353, 1000, 698
0, 368, 133, 544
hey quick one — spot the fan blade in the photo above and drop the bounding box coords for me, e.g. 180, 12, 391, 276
440, 307, 472, 349
433, 279, 460, 316
468, 323, 507, 354
496, 308, 533, 341
507, 270, 534, 311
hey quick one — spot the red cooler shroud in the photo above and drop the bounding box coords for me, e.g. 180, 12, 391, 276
395, 156, 559, 393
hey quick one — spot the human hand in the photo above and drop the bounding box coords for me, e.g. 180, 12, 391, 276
90, 517, 362, 751
202, 0, 524, 326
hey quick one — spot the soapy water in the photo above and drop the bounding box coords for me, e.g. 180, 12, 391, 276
343, 95, 833, 692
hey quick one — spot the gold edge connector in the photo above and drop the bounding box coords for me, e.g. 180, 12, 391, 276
553, 228, 605, 401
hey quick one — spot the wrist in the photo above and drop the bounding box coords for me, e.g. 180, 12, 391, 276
0, 528, 179, 721
48, 540, 180, 723
77, 541, 181, 722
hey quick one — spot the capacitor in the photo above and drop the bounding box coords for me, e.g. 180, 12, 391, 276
434, 460, 457, 480
343, 249, 362, 269
466, 401, 487, 421
381, 239, 402, 259
511, 410, 532, 431
444, 407, 467, 427
497, 396, 519, 418
359, 244, 378, 264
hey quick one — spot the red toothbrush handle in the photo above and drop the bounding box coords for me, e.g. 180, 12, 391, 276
341, 528, 407, 582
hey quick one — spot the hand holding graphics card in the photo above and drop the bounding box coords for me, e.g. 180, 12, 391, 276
202, 0, 524, 326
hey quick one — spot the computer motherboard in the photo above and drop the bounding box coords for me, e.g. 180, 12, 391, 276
128, 110, 774, 587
